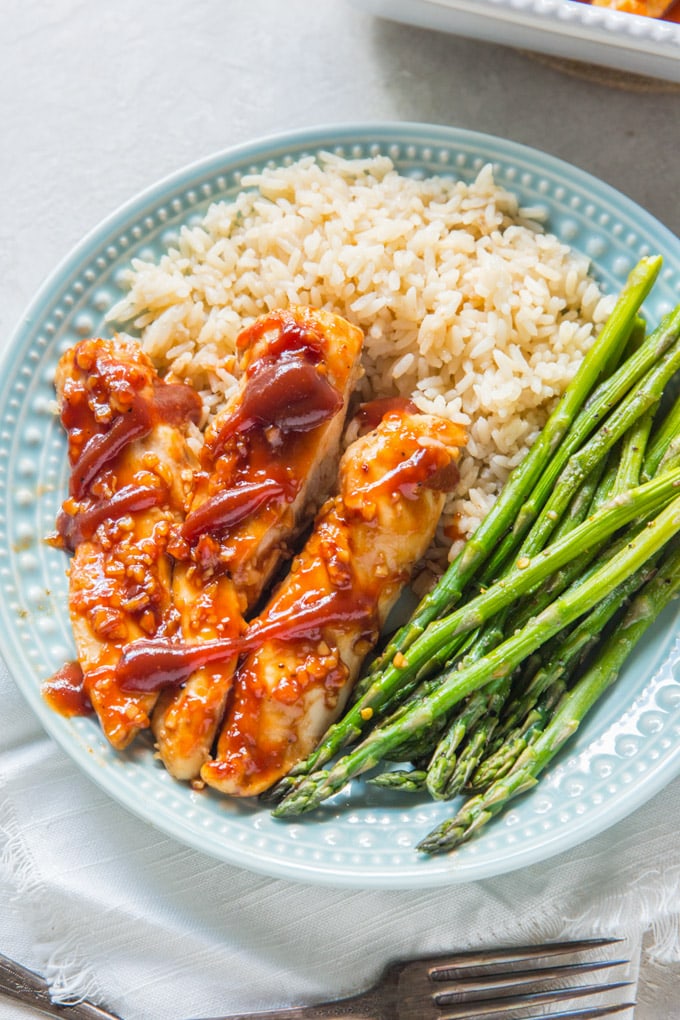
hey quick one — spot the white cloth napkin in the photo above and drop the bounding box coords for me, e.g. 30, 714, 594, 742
1, 663, 679, 1020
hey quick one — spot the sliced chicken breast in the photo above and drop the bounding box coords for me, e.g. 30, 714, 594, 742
151, 306, 364, 778
200, 408, 466, 797
182, 305, 365, 604
52, 336, 201, 749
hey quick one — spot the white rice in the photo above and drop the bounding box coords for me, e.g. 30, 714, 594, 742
108, 152, 614, 563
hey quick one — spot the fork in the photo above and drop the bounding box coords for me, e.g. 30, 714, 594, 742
0, 937, 635, 1019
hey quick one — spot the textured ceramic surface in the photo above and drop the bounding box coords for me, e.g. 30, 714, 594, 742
1, 123, 679, 888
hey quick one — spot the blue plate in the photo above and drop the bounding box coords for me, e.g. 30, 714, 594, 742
1, 123, 679, 888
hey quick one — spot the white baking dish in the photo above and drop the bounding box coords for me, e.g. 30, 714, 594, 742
349, 0, 680, 83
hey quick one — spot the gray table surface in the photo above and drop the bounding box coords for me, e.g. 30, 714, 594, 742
1, 1, 679, 1016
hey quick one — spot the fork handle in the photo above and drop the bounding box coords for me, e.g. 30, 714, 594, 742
0, 954, 377, 1020
198, 1011, 375, 1019
198, 1012, 374, 1020
0, 953, 121, 1020
197, 991, 379, 1019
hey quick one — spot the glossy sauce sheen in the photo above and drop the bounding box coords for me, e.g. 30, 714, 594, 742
359, 440, 459, 499
181, 476, 289, 543
56, 483, 167, 550
42, 661, 93, 717
355, 396, 418, 432
209, 319, 342, 461
181, 317, 345, 550
115, 591, 375, 693
64, 379, 201, 500
55, 350, 202, 550
174, 309, 360, 614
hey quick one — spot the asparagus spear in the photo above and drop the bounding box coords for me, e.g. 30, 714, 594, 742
350, 627, 485, 765
431, 701, 507, 798
549, 457, 611, 543
588, 447, 620, 514
428, 453, 667, 795
273, 466, 680, 794
425, 674, 512, 799
521, 393, 672, 623
485, 388, 671, 647
475, 302, 680, 582
392, 467, 679, 687
364, 257, 663, 673
612, 410, 655, 494
426, 322, 677, 815
507, 335, 680, 560
469, 551, 661, 790
369, 769, 428, 793
643, 391, 680, 481
659, 434, 680, 475
469, 715, 546, 791
417, 538, 680, 855
372, 457, 611, 792
273, 490, 680, 817
643, 390, 680, 471
420, 430, 621, 796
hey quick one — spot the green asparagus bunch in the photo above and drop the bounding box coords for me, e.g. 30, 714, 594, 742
418, 538, 680, 854
270, 256, 680, 856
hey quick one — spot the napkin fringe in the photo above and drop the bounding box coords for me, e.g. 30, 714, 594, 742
0, 795, 105, 1007
648, 912, 680, 963
564, 863, 680, 964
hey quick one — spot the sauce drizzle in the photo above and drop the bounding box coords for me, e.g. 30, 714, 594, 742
211, 350, 343, 459
56, 483, 167, 550
116, 591, 376, 693
181, 477, 290, 543
68, 380, 201, 499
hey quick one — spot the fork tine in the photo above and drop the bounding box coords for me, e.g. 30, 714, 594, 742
424, 937, 622, 977
437, 1006, 638, 1020
505, 1006, 636, 1020
433, 980, 634, 1018
435, 958, 628, 995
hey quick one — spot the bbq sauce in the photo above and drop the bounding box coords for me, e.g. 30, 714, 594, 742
355, 396, 418, 432
68, 382, 201, 500
349, 439, 460, 502
210, 347, 342, 460
53, 339, 203, 553
190, 311, 344, 543
181, 476, 291, 543
116, 408, 462, 695
42, 661, 93, 717
115, 588, 376, 694
55, 483, 167, 550
47, 339, 202, 718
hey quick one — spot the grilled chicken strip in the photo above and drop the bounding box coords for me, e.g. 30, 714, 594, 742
200, 408, 466, 797
51, 336, 201, 749
182, 306, 365, 603
151, 306, 364, 779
